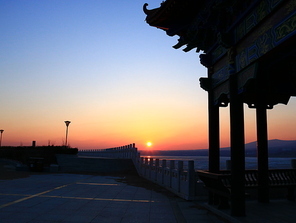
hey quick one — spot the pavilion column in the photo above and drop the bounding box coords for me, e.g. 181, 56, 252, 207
256, 103, 269, 203
208, 76, 220, 206
208, 69, 220, 174
228, 47, 246, 216
208, 102, 220, 173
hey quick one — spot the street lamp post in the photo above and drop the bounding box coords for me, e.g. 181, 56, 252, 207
0, 130, 4, 147
64, 121, 71, 147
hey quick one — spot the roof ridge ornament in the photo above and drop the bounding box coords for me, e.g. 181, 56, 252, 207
143, 1, 169, 15
143, 3, 150, 15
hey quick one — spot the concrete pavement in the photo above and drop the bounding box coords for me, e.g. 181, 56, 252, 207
0, 173, 224, 223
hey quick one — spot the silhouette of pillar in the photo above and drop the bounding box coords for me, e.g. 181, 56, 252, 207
256, 103, 269, 203
200, 61, 220, 174
208, 94, 220, 173
207, 72, 220, 205
228, 47, 245, 216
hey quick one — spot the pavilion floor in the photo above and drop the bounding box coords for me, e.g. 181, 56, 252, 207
199, 198, 296, 223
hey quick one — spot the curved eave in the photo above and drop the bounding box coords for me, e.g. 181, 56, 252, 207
143, 0, 203, 31
143, 0, 177, 26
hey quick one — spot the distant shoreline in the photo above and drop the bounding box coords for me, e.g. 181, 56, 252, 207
138, 139, 296, 158
138, 149, 296, 158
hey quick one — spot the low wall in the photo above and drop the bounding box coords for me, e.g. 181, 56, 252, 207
56, 154, 137, 175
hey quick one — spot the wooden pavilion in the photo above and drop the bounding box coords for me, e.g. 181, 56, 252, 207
143, 0, 296, 216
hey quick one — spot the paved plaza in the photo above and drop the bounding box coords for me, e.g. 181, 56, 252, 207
0, 173, 224, 223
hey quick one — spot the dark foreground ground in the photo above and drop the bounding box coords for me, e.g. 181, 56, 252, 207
0, 162, 180, 198
0, 162, 225, 223
0, 163, 30, 180
2, 161, 296, 223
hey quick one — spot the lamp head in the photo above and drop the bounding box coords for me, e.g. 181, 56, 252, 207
64, 121, 71, 127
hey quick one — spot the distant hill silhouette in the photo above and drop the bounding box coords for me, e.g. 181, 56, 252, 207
140, 139, 296, 157
244, 139, 296, 157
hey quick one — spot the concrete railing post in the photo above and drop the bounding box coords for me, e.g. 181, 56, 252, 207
188, 160, 195, 200
178, 161, 184, 193
155, 159, 159, 181
170, 160, 175, 169
140, 157, 144, 176
155, 159, 159, 167
144, 157, 149, 177
149, 158, 154, 180
162, 160, 166, 185
170, 160, 175, 188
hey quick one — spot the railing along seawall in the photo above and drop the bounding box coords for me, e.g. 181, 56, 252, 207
79, 144, 138, 159
79, 144, 205, 201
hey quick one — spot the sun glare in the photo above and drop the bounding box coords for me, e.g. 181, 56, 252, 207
146, 141, 152, 147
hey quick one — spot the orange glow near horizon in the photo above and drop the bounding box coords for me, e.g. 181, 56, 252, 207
2, 99, 296, 151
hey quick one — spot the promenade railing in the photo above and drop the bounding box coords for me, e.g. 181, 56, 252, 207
79, 144, 204, 200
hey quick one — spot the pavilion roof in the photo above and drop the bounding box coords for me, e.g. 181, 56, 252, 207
143, 0, 259, 53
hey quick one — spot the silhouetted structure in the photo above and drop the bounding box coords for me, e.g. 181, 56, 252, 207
0, 130, 4, 147
144, 0, 296, 216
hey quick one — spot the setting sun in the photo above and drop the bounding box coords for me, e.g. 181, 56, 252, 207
146, 141, 152, 147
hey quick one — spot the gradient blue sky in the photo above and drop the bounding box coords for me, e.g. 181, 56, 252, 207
1, 0, 296, 150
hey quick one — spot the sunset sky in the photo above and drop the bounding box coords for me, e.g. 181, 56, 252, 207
1, 0, 296, 151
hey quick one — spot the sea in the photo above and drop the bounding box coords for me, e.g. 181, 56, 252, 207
146, 156, 296, 170
78, 152, 296, 170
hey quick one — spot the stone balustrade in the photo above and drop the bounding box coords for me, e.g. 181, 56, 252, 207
79, 144, 206, 201
80, 143, 137, 159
